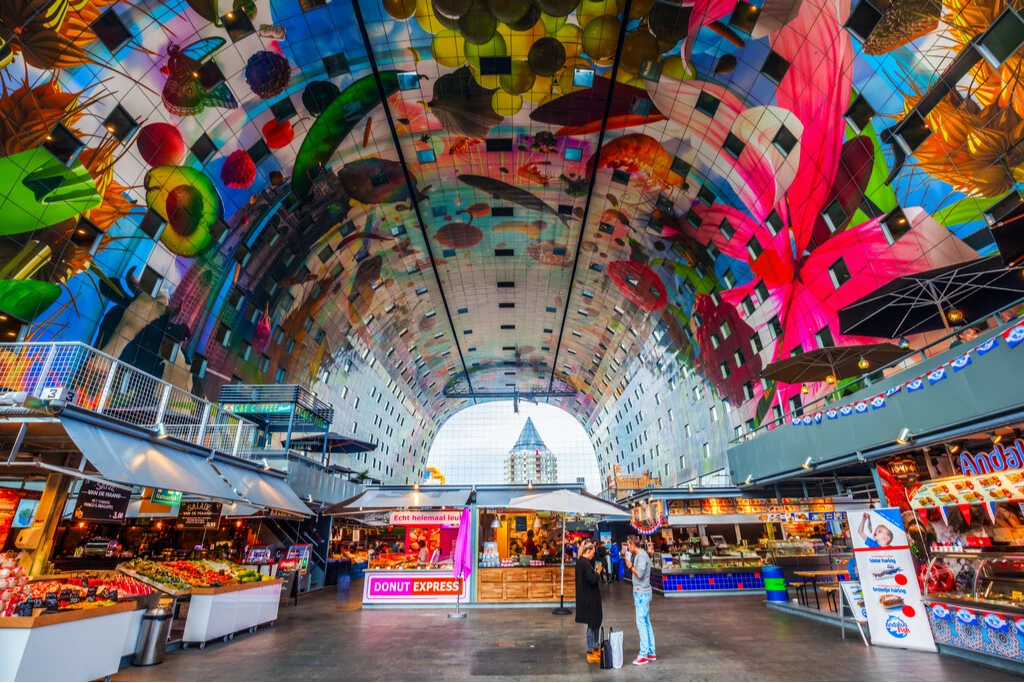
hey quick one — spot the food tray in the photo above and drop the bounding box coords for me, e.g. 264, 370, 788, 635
115, 565, 191, 597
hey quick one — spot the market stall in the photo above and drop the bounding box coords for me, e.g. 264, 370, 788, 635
625, 491, 852, 595
900, 445, 1024, 669
476, 508, 575, 604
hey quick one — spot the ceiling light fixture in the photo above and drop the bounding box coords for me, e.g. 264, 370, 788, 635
744, 474, 752, 485
857, 356, 869, 370
947, 308, 964, 323
262, 458, 271, 470
947, 443, 960, 455
801, 384, 809, 394
491, 517, 502, 529
825, 374, 837, 384
802, 457, 812, 470
897, 337, 910, 350
990, 431, 1003, 445
896, 427, 913, 445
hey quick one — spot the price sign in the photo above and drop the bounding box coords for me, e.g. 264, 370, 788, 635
73, 480, 130, 523
178, 501, 222, 529
68, 592, 81, 605
17, 601, 34, 617
44, 592, 58, 612
58, 589, 71, 603
86, 586, 98, 602
108, 589, 118, 602
32, 597, 42, 609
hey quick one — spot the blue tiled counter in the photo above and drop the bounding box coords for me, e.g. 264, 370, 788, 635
652, 567, 765, 595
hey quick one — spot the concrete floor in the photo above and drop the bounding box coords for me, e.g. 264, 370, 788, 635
114, 581, 1016, 681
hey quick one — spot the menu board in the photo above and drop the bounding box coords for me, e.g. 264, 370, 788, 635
851, 508, 936, 652
911, 469, 1024, 507
666, 497, 835, 516
177, 501, 222, 529
73, 481, 131, 523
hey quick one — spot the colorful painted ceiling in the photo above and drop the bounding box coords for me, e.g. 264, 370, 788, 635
0, 0, 1020, 432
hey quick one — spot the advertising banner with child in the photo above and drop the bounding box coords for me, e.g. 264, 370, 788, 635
851, 508, 936, 652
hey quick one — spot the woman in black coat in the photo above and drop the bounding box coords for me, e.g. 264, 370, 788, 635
575, 541, 603, 663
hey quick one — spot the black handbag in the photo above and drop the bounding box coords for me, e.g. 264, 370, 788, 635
599, 628, 612, 669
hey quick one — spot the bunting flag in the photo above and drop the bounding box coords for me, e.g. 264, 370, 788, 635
839, 404, 853, 417
985, 502, 997, 524
938, 506, 948, 525
813, 411, 823, 424
801, 415, 813, 426
906, 377, 924, 392
950, 353, 972, 372
854, 400, 869, 414
927, 366, 947, 384
975, 337, 999, 355
1003, 323, 1024, 348
826, 408, 838, 420
791, 416, 801, 426
885, 384, 903, 397
870, 394, 886, 410
958, 504, 971, 527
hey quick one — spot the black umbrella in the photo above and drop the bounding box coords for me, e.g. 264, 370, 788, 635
988, 201, 1024, 266
838, 256, 1024, 338
760, 343, 911, 385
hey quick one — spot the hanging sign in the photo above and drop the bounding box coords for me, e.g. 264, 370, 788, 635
73, 481, 130, 523
150, 488, 183, 506
389, 510, 462, 526
851, 508, 936, 652
178, 501, 223, 529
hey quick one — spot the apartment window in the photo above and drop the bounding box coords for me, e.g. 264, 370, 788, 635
754, 281, 769, 304
742, 382, 754, 401
880, 208, 911, 244
719, 321, 732, 339
822, 198, 846, 233
765, 210, 784, 236
710, 405, 718, 422
746, 236, 762, 260
692, 386, 701, 401
767, 316, 783, 339
733, 348, 745, 366
749, 329, 765, 352
788, 395, 803, 416
684, 423, 691, 438
719, 218, 735, 241
816, 326, 835, 348
710, 333, 721, 349
829, 257, 851, 288
702, 442, 710, 459
274, 367, 286, 383
741, 296, 756, 316
720, 362, 731, 379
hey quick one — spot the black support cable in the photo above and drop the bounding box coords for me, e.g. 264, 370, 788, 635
351, 0, 474, 399
548, 0, 634, 392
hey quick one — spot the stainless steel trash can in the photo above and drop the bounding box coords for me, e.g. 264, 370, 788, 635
134, 606, 173, 666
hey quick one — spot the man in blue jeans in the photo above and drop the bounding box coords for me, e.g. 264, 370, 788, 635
624, 536, 655, 665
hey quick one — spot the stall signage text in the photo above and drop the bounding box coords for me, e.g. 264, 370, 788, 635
389, 510, 462, 526
221, 402, 291, 415
74, 481, 131, 522
363, 571, 469, 603
960, 440, 1024, 476
150, 488, 182, 506
178, 501, 223, 529
851, 508, 936, 653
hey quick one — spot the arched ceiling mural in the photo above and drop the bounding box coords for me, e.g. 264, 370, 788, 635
0, 0, 1018, 432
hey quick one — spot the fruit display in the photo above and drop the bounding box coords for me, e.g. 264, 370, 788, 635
0, 551, 31, 617
119, 559, 266, 593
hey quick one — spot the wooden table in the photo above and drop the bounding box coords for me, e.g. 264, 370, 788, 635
793, 570, 850, 609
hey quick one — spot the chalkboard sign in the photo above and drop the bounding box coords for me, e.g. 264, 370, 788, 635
44, 592, 58, 612
86, 586, 97, 602
73, 480, 130, 523
108, 589, 118, 602
178, 501, 222, 529
59, 589, 71, 603
69, 592, 81, 605
276, 569, 298, 605
515, 516, 527, 532
18, 601, 33, 617
32, 597, 42, 609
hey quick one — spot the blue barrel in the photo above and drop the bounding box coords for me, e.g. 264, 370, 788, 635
763, 566, 789, 602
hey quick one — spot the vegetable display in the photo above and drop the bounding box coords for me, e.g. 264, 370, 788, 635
119, 559, 265, 594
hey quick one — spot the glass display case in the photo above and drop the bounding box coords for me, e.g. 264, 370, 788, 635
651, 553, 766, 596
922, 552, 1024, 663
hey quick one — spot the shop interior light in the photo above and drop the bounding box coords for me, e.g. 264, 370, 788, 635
533, 516, 542, 529
413, 483, 419, 490
527, 481, 533, 489
857, 356, 869, 370
801, 457, 812, 469
154, 422, 168, 439
947, 443, 961, 455
896, 427, 913, 445
825, 374, 837, 384
947, 308, 964, 322
990, 431, 1003, 444
262, 458, 271, 470
491, 516, 502, 529
800, 383, 809, 394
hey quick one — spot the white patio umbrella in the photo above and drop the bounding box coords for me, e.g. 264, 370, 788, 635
505, 490, 628, 615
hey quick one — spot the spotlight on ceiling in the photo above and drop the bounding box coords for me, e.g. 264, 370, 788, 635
825, 374, 837, 384
896, 427, 913, 445
947, 443, 961, 455
743, 474, 752, 485
990, 431, 1003, 445
801, 384, 809, 394
262, 458, 271, 470
687, 483, 694, 493
897, 337, 911, 350
857, 356, 870, 370
154, 423, 168, 439
802, 457, 813, 470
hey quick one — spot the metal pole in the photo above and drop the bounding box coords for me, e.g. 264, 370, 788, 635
552, 513, 571, 615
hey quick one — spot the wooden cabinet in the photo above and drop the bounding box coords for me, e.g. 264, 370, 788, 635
476, 565, 574, 603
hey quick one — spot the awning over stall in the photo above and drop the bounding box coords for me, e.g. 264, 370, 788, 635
323, 487, 472, 514
62, 418, 245, 503
213, 460, 311, 517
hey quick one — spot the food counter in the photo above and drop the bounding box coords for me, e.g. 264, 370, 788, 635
652, 555, 765, 595
0, 601, 137, 682
362, 569, 469, 606
476, 566, 576, 603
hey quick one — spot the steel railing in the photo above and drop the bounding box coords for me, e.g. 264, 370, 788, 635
0, 342, 260, 459
732, 298, 1024, 445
